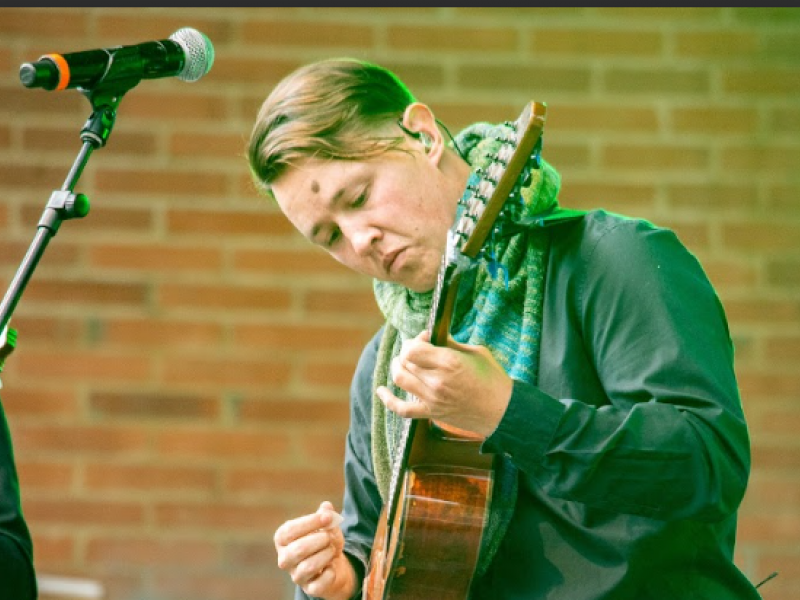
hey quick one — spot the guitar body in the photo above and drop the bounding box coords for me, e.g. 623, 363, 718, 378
363, 421, 495, 600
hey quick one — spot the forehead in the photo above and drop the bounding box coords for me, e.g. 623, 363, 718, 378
271, 157, 363, 235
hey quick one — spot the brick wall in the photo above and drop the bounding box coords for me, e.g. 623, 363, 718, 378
1, 7, 799, 600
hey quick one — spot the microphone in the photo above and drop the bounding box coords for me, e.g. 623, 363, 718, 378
19, 27, 215, 92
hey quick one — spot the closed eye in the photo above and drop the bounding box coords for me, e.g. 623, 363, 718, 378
326, 227, 342, 248
352, 187, 368, 208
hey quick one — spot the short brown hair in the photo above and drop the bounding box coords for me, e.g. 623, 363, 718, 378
247, 58, 416, 199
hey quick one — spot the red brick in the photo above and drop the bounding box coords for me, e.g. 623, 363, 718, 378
766, 184, 800, 211
101, 318, 224, 347
237, 398, 349, 426
29, 532, 75, 564
14, 350, 151, 384
225, 467, 344, 497
21, 278, 148, 308
0, 8, 89, 37
458, 65, 590, 92
17, 460, 75, 491
675, 31, 758, 58
0, 47, 11, 73
170, 131, 246, 158
209, 55, 303, 85
764, 336, 800, 362
390, 25, 518, 52
543, 144, 590, 169
0, 163, 74, 190
86, 536, 219, 566
25, 498, 145, 526
152, 571, 286, 600
233, 248, 353, 276
232, 322, 373, 351
89, 243, 223, 272
667, 184, 758, 211
722, 222, 800, 252
533, 29, 663, 57
95, 14, 234, 46
159, 283, 291, 312
722, 146, 800, 172
154, 501, 285, 531
723, 299, 800, 325
0, 388, 79, 418
89, 391, 220, 420
672, 107, 758, 135
300, 360, 358, 388
154, 429, 291, 460
602, 144, 709, 170
298, 431, 347, 466
737, 513, 800, 543
0, 87, 83, 117
561, 182, 656, 214
303, 289, 383, 316
0, 240, 80, 268
737, 371, 800, 399
0, 124, 10, 149
13, 424, 149, 455
242, 19, 375, 49
84, 463, 217, 494
119, 90, 228, 120
700, 259, 758, 289
766, 258, 800, 289
768, 107, 800, 134
605, 68, 709, 94
167, 208, 296, 236
724, 67, 800, 94
545, 104, 658, 134
95, 168, 228, 197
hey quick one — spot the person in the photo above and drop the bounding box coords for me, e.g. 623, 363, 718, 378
247, 58, 764, 600
0, 326, 37, 600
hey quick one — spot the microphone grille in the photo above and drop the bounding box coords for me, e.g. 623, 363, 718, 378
169, 27, 215, 82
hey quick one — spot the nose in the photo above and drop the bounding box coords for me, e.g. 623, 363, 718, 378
350, 224, 380, 256
350, 227, 380, 256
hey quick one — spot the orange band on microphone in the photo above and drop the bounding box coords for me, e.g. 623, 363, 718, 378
42, 53, 70, 90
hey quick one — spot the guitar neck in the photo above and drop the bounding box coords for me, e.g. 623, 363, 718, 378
381, 98, 547, 537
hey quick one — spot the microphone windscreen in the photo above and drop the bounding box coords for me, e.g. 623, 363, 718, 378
169, 27, 215, 82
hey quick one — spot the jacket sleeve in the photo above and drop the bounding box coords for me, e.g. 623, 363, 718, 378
0, 400, 37, 600
295, 328, 383, 600
483, 219, 751, 523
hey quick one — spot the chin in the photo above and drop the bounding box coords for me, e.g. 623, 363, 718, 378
404, 273, 438, 294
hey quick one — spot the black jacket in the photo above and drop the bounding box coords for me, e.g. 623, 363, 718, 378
301, 209, 762, 600
0, 400, 37, 600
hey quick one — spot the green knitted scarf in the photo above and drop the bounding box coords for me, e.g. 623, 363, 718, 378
371, 120, 561, 578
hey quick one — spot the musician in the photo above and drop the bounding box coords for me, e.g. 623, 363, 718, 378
0, 401, 37, 599
248, 58, 763, 600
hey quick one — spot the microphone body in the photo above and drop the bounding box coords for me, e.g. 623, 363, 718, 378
19, 28, 214, 91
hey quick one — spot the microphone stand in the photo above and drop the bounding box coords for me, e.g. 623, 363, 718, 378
0, 79, 140, 352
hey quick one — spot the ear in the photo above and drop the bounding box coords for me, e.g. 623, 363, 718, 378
400, 102, 444, 164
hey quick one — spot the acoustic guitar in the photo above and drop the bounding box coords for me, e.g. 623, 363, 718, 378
363, 101, 547, 599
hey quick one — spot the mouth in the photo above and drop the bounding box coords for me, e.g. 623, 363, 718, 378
382, 248, 403, 274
